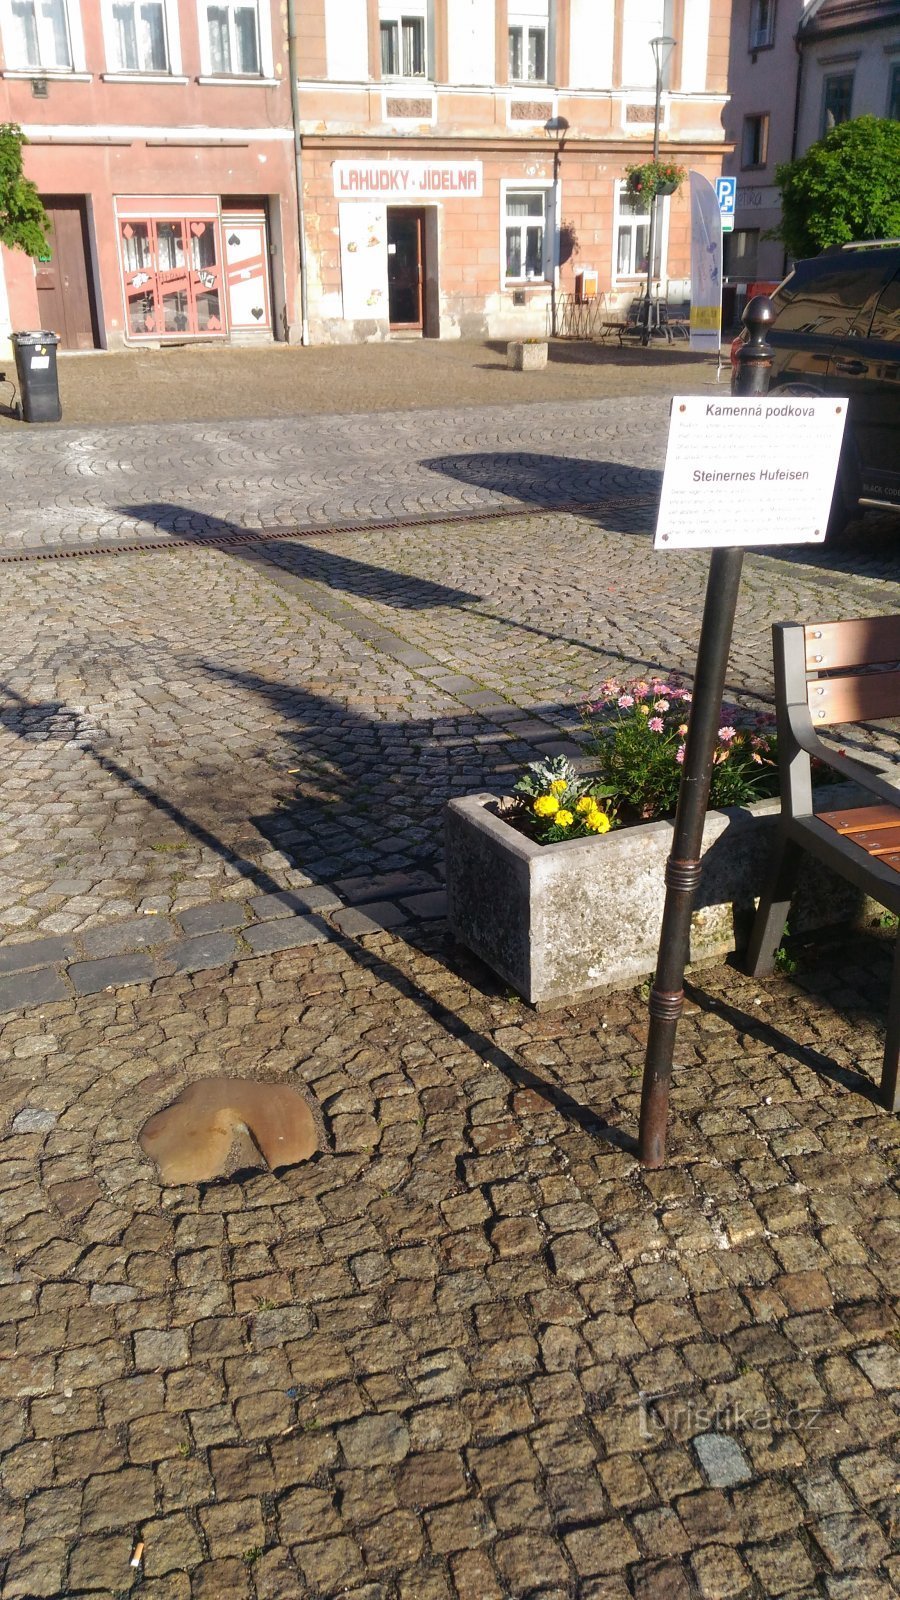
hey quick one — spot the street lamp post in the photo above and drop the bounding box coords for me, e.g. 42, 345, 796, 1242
642, 34, 676, 346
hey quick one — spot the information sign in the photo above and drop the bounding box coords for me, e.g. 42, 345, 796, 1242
715, 175, 736, 234
653, 395, 848, 549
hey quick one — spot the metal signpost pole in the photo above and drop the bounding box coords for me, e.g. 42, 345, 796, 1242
638, 296, 776, 1169
642, 36, 675, 347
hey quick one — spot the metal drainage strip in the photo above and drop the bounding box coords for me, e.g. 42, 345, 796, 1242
0, 496, 656, 564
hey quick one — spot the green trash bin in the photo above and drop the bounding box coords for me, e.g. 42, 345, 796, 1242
12, 330, 62, 423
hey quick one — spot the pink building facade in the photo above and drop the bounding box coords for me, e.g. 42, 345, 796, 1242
0, 0, 299, 352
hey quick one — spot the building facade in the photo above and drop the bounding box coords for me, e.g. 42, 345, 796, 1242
1, 0, 734, 352
724, 0, 900, 285
0, 0, 299, 353
298, 0, 734, 342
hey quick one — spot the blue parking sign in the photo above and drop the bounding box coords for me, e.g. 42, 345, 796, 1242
715, 176, 736, 214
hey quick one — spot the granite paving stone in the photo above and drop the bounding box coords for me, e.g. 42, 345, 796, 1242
0, 391, 898, 1599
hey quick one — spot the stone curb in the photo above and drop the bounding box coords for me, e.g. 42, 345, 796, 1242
0, 880, 449, 1015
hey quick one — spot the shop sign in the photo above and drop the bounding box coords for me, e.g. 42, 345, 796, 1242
333, 161, 483, 199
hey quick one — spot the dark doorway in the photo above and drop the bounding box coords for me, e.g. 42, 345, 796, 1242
35, 198, 100, 350
387, 207, 425, 332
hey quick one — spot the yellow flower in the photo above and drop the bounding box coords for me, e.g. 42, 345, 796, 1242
555, 809, 574, 828
550, 779, 567, 795
638, 704, 650, 715
534, 794, 559, 817
586, 810, 611, 833
575, 796, 594, 814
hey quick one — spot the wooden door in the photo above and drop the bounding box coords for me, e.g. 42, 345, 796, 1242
35, 200, 98, 350
387, 209, 424, 331
223, 212, 272, 334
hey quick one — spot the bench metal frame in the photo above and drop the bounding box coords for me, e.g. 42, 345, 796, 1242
745, 616, 900, 1110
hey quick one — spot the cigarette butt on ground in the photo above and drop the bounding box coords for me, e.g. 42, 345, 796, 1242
130, 1543, 144, 1569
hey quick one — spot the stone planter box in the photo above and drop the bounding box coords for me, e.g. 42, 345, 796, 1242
507, 340, 548, 371
446, 786, 871, 1007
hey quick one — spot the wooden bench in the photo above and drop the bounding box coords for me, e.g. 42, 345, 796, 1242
745, 615, 900, 1110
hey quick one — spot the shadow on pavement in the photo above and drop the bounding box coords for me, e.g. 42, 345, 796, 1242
0, 680, 637, 1155
419, 453, 660, 531
116, 500, 673, 677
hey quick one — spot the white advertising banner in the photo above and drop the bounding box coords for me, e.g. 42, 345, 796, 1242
333, 160, 483, 199
689, 170, 723, 355
338, 202, 389, 321
654, 395, 848, 549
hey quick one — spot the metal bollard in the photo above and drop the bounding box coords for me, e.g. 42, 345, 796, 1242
637, 296, 775, 1169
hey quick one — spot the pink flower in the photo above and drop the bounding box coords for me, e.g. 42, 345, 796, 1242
653, 700, 670, 713
676, 744, 685, 764
648, 717, 664, 733
718, 725, 736, 743
617, 694, 634, 708
751, 752, 764, 764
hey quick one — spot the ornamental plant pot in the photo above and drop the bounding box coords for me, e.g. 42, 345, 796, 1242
507, 339, 548, 371
653, 180, 678, 195
445, 785, 869, 1007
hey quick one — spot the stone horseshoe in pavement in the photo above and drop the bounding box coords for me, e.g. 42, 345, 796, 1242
139, 1078, 317, 1185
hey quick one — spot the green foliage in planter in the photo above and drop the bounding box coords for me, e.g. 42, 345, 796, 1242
771, 117, 900, 259
581, 677, 779, 823
0, 123, 49, 259
624, 160, 688, 212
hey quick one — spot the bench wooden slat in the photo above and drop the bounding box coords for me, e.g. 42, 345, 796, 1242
806, 669, 900, 727
880, 852, 900, 874
850, 825, 900, 855
804, 616, 900, 672
818, 804, 900, 834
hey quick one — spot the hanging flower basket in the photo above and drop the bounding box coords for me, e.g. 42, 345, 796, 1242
624, 161, 688, 212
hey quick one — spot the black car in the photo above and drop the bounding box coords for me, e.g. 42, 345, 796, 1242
732, 242, 900, 536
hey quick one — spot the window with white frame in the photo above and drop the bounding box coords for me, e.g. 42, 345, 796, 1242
110, 0, 167, 70
508, 2, 549, 83
615, 183, 663, 278
6, 0, 72, 69
205, 0, 259, 73
504, 188, 551, 281
748, 0, 775, 50
379, 1, 426, 77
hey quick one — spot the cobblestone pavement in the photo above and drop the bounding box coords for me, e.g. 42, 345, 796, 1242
0, 502, 897, 958
2, 339, 718, 430
0, 398, 898, 1597
1, 925, 898, 1600
1, 395, 672, 549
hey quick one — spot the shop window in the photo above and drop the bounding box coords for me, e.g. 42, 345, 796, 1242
822, 73, 853, 134
110, 0, 167, 70
508, 20, 546, 83
119, 213, 224, 338
742, 113, 768, 168
749, 0, 775, 51
504, 189, 550, 282
379, 2, 426, 77
615, 184, 663, 279
6, 0, 72, 69
724, 229, 759, 280
205, 0, 259, 74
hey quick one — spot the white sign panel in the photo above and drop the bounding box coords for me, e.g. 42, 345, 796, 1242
654, 395, 848, 549
333, 160, 483, 199
338, 202, 389, 320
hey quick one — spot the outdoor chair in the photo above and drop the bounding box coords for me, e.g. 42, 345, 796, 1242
745, 616, 900, 1111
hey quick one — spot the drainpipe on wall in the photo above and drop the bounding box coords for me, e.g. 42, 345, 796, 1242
784, 21, 806, 276
287, 0, 310, 345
